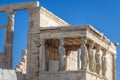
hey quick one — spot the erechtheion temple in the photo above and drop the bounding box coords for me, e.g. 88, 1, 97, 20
0, 1, 118, 80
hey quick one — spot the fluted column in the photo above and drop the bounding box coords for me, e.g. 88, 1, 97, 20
80, 37, 88, 70
59, 38, 66, 71
5, 9, 14, 69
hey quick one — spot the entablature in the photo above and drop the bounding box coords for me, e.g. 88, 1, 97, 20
38, 25, 116, 54
0, 1, 39, 12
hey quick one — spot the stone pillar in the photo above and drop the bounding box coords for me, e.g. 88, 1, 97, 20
39, 39, 46, 80
4, 9, 14, 69
95, 45, 102, 75
77, 49, 81, 70
80, 37, 88, 70
27, 34, 40, 80
59, 38, 66, 71
88, 41, 96, 72
28, 7, 40, 29
102, 52, 107, 78
27, 7, 40, 80
39, 39, 45, 71
113, 55, 116, 80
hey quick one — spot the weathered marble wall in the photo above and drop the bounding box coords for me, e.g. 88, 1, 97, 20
40, 7, 69, 27
106, 53, 113, 80
42, 71, 86, 80
66, 51, 78, 70
0, 69, 17, 80
27, 6, 69, 80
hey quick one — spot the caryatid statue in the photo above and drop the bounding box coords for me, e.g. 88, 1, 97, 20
59, 38, 66, 71
95, 46, 102, 75
88, 41, 96, 72
80, 37, 89, 70
90, 50, 96, 72
102, 53, 107, 77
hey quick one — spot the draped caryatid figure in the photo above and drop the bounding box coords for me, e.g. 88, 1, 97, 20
59, 38, 67, 71
102, 53, 107, 77
89, 51, 96, 71
88, 41, 96, 72
80, 37, 89, 70
95, 46, 103, 75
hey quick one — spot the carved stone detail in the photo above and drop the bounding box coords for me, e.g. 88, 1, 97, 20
80, 37, 89, 70
15, 50, 27, 74
88, 41, 96, 72
95, 46, 102, 75
102, 53, 107, 77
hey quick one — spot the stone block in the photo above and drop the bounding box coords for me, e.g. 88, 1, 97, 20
49, 60, 59, 71
3, 69, 17, 80
0, 1, 39, 12
0, 69, 3, 80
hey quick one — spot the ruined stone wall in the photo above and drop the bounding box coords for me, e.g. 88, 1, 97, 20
0, 69, 17, 80
16, 50, 27, 74
15, 50, 27, 80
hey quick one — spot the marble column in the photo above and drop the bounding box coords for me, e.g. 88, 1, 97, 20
27, 7, 40, 80
38, 39, 45, 80
5, 10, 14, 69
77, 49, 81, 70
88, 41, 96, 72
102, 52, 107, 77
95, 45, 102, 75
59, 38, 66, 71
39, 39, 45, 71
80, 37, 88, 70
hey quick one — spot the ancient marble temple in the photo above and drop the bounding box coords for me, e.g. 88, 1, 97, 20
0, 1, 118, 80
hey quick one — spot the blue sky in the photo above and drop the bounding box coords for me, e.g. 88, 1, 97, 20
0, 0, 120, 80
